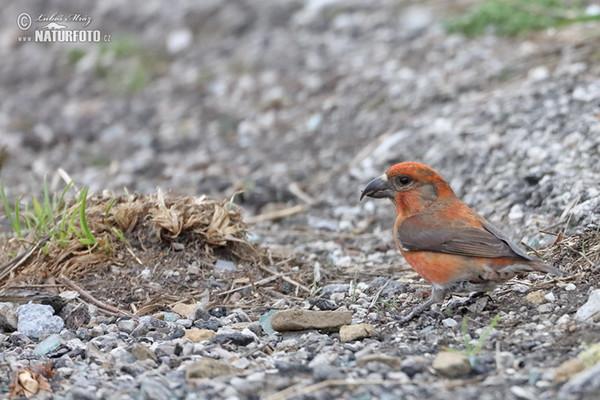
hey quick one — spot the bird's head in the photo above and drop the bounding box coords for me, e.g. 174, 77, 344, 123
360, 162, 455, 216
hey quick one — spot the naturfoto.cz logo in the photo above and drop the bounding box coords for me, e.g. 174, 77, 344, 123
17, 12, 111, 43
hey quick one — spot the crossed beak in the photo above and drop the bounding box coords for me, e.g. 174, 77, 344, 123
360, 174, 393, 201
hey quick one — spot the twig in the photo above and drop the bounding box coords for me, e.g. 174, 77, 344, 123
57, 274, 138, 320
245, 204, 307, 224
0, 236, 49, 283
126, 245, 143, 265
217, 275, 279, 296
258, 265, 312, 294
288, 182, 316, 205
369, 279, 391, 309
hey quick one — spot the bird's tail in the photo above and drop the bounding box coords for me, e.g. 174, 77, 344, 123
529, 261, 568, 276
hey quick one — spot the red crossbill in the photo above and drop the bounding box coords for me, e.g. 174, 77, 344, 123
361, 162, 564, 324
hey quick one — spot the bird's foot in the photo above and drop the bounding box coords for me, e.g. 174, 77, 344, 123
446, 292, 485, 309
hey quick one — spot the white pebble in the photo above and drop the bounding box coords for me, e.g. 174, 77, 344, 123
544, 292, 556, 302
565, 283, 576, 291
442, 318, 458, 328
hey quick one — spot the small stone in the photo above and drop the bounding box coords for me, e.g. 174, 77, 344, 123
195, 319, 219, 331
565, 283, 576, 292
553, 358, 586, 382
524, 290, 546, 305
215, 259, 237, 272
320, 284, 351, 298
176, 319, 193, 328
16, 303, 64, 339
578, 343, 600, 367
401, 357, 427, 378
537, 303, 553, 314
512, 284, 529, 293
356, 354, 402, 369
64, 305, 90, 330
442, 318, 458, 328
559, 361, 600, 397
186, 359, 236, 380
576, 289, 600, 321
33, 334, 62, 356
432, 352, 471, 377
140, 378, 171, 400
166, 29, 193, 54
270, 309, 352, 332
0, 302, 17, 332
117, 319, 136, 334
132, 322, 149, 338
172, 303, 198, 319
131, 343, 158, 362
544, 292, 556, 302
194, 307, 211, 322
510, 386, 537, 400
508, 204, 524, 220
168, 327, 185, 339
184, 329, 215, 343
210, 332, 254, 346
339, 323, 376, 342
209, 307, 227, 318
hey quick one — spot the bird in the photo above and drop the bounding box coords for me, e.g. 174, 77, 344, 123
360, 162, 565, 324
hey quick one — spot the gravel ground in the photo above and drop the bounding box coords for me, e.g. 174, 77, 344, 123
1, 1, 600, 399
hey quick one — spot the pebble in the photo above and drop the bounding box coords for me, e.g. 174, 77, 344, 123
270, 309, 352, 332
559, 362, 600, 397
117, 319, 136, 334
576, 289, 600, 321
0, 302, 18, 331
524, 291, 546, 305
210, 332, 254, 346
184, 328, 216, 343
172, 303, 197, 319
565, 283, 576, 291
339, 323, 376, 342
356, 354, 403, 369
33, 333, 62, 356
432, 352, 471, 377
553, 358, 586, 382
16, 303, 65, 339
131, 343, 158, 362
442, 318, 458, 328
185, 359, 236, 380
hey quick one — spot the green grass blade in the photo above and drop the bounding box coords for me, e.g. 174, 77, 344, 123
462, 316, 473, 353
78, 187, 97, 246
473, 314, 500, 355
105, 198, 117, 219
0, 181, 21, 238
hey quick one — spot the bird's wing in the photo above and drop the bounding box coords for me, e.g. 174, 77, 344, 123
396, 215, 534, 260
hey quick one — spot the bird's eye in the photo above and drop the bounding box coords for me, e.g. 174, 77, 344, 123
397, 176, 411, 186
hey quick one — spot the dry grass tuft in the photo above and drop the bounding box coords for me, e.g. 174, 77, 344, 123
1, 189, 259, 287
539, 229, 600, 274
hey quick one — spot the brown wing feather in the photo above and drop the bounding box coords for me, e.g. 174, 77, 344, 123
396, 215, 532, 260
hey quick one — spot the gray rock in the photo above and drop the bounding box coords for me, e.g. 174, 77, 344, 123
576, 289, 600, 321
140, 377, 172, 400
117, 319, 136, 334
559, 361, 600, 397
320, 284, 350, 298
16, 303, 64, 339
210, 332, 254, 346
0, 302, 17, 332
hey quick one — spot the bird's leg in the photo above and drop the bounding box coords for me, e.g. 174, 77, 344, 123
392, 286, 446, 326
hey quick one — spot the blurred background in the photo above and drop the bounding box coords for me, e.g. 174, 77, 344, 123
1, 0, 600, 240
